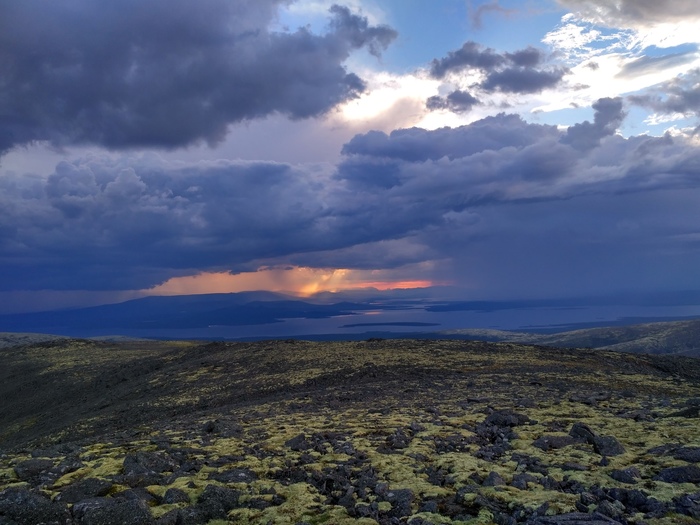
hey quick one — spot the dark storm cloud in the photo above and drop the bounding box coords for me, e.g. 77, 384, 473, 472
2, 98, 700, 293
426, 90, 480, 113
480, 66, 567, 94
0, 1, 396, 156
429, 41, 566, 97
430, 42, 505, 78
629, 69, 700, 118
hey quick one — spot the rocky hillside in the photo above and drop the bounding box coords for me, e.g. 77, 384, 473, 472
1, 338, 699, 524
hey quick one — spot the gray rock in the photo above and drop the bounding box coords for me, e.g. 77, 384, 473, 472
0, 487, 70, 525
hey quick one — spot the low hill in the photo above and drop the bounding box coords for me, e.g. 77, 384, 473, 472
436, 318, 700, 357
1, 338, 699, 524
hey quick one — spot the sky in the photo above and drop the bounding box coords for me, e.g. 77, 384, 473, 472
1, 0, 700, 314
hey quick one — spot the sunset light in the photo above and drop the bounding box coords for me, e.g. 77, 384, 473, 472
146, 267, 436, 297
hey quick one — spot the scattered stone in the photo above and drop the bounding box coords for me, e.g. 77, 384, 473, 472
654, 465, 700, 483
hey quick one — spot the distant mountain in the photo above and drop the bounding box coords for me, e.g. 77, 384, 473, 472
0, 292, 377, 336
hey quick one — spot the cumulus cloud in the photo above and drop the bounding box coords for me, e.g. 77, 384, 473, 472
0, 1, 396, 156
429, 41, 566, 96
562, 97, 626, 150
2, 98, 700, 295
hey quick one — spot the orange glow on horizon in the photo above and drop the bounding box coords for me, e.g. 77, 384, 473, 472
145, 267, 440, 297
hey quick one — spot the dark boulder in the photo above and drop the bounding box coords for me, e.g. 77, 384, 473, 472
674, 447, 700, 463
13, 458, 54, 483
72, 497, 154, 525
483, 471, 506, 486
383, 488, 413, 518
119, 451, 178, 487
162, 487, 191, 504
654, 465, 700, 483
0, 487, 70, 525
609, 467, 640, 484
485, 410, 530, 427
526, 512, 623, 524
592, 436, 625, 457
209, 468, 258, 484
569, 423, 596, 443
56, 477, 113, 503
196, 484, 241, 520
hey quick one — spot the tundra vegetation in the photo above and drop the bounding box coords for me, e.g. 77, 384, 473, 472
0, 337, 699, 524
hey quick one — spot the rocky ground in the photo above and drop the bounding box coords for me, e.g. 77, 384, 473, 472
1, 338, 699, 524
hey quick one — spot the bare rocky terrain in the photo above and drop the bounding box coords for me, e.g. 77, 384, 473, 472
1, 337, 699, 524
